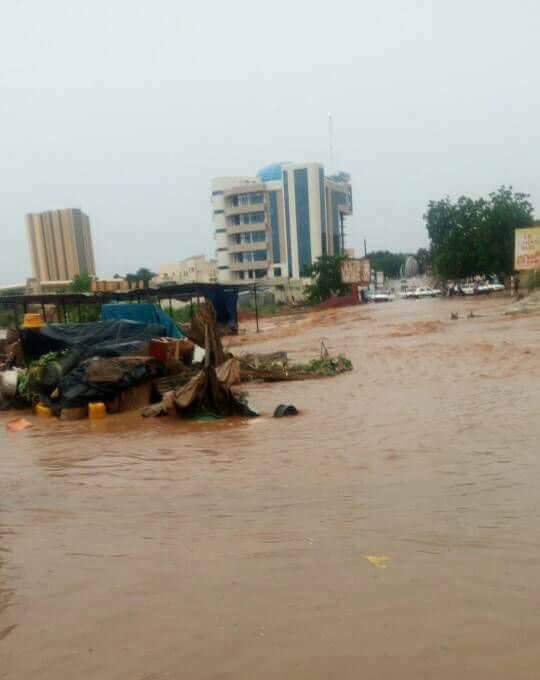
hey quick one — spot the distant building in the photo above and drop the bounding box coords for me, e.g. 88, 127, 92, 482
154, 256, 218, 286
91, 278, 132, 293
26, 209, 96, 282
212, 162, 353, 283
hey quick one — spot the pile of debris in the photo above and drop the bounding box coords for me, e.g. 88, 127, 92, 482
238, 343, 353, 383
142, 304, 255, 419
1, 316, 194, 418
1, 302, 353, 422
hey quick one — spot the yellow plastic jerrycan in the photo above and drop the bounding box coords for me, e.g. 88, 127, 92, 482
88, 402, 107, 420
35, 403, 53, 418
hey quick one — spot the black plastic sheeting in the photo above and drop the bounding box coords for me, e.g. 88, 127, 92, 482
41, 358, 163, 410
21, 320, 167, 362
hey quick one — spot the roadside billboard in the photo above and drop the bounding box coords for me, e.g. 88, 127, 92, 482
341, 257, 371, 284
515, 227, 540, 271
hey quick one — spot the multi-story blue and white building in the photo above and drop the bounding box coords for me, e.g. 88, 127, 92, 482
211, 162, 352, 283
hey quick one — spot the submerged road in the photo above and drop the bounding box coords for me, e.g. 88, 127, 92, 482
1, 296, 540, 679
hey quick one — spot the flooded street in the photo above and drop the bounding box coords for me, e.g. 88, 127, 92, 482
2, 297, 540, 679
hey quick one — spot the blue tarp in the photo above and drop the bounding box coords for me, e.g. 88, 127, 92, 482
101, 303, 182, 338
205, 288, 238, 329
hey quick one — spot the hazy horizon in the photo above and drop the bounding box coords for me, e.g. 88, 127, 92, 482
1, 0, 539, 284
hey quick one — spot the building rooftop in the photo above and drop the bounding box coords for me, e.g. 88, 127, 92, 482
256, 162, 288, 182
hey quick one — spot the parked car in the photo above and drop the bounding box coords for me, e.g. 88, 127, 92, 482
486, 278, 505, 292
403, 287, 442, 299
461, 281, 501, 295
366, 289, 395, 303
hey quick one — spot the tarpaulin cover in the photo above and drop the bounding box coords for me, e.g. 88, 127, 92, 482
21, 320, 167, 361
205, 289, 238, 329
101, 303, 182, 338
42, 356, 163, 409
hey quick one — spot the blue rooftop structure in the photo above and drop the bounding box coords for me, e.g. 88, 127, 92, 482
256, 162, 288, 182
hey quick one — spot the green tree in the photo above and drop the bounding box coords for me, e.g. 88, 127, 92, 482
415, 248, 431, 275
69, 273, 93, 292
425, 186, 534, 279
304, 255, 350, 304
0, 288, 21, 328
68, 273, 99, 322
368, 251, 409, 278
126, 268, 157, 288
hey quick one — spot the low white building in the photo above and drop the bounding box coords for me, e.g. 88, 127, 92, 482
154, 256, 218, 286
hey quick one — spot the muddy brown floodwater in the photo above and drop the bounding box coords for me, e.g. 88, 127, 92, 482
2, 297, 540, 679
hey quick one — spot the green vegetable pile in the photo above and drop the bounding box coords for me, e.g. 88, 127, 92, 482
17, 351, 66, 404
302, 354, 353, 376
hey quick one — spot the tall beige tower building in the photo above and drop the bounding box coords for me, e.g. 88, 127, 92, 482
26, 208, 96, 282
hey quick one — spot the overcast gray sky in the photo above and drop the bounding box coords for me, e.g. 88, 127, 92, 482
1, 0, 539, 284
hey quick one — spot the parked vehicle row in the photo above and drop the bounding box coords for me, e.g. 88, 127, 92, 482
458, 280, 505, 295
401, 287, 442, 299
361, 277, 505, 304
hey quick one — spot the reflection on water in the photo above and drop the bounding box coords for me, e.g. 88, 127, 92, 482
1, 297, 540, 679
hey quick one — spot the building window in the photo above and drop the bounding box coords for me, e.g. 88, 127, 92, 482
274, 267, 282, 277
215, 228, 226, 234
283, 170, 293, 277
230, 231, 266, 246
255, 270, 266, 279
249, 192, 264, 205
294, 168, 312, 274
217, 247, 228, 252
212, 190, 224, 196
218, 265, 229, 270
248, 211, 264, 224
232, 249, 267, 264
229, 212, 264, 227
214, 209, 224, 214
231, 192, 264, 207
268, 190, 281, 264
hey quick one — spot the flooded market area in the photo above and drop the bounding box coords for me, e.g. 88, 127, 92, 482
2, 296, 540, 680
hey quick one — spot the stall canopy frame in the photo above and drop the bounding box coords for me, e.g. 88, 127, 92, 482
0, 282, 254, 330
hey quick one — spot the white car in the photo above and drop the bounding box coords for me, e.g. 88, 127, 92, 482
403, 287, 442, 299
366, 289, 395, 303
461, 282, 501, 295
